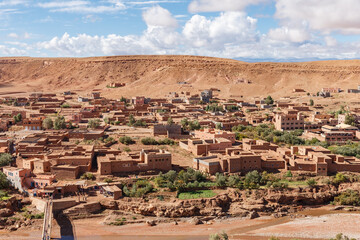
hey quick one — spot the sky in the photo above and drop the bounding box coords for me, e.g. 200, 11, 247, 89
1, 0, 360, 61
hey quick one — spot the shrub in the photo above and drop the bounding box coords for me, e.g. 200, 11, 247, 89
141, 137, 158, 145
244, 170, 261, 189
88, 119, 101, 129
284, 170, 293, 178
0, 172, 9, 189
81, 172, 95, 180
42, 118, 53, 129
333, 190, 360, 206
54, 115, 66, 130
306, 179, 317, 188
119, 136, 135, 145
123, 147, 131, 152
215, 173, 227, 187
0, 153, 12, 167
209, 231, 229, 240
330, 233, 356, 240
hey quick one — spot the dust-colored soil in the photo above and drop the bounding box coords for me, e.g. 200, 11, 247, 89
1, 56, 360, 101
3, 206, 360, 240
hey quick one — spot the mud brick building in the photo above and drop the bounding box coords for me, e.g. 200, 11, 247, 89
98, 149, 172, 175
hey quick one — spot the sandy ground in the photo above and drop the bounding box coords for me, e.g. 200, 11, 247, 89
2, 206, 360, 240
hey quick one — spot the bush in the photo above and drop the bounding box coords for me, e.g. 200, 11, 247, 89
141, 137, 175, 145
141, 137, 158, 145
244, 170, 261, 189
119, 136, 135, 145
333, 190, 360, 206
123, 147, 131, 152
42, 118, 53, 129
215, 173, 227, 187
88, 119, 101, 129
0, 172, 9, 189
122, 180, 154, 197
306, 179, 317, 188
209, 231, 229, 240
284, 170, 293, 178
54, 115, 66, 130
330, 233, 356, 240
81, 172, 95, 180
0, 153, 12, 167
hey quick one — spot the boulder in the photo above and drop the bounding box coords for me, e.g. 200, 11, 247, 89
0, 208, 13, 217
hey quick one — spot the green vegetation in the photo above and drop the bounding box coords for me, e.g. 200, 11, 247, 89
0, 190, 10, 201
226, 105, 239, 112
330, 233, 356, 240
0, 153, 12, 167
0, 173, 9, 189
205, 103, 223, 112
42, 118, 54, 129
329, 142, 360, 158
54, 115, 66, 129
333, 190, 360, 206
104, 178, 113, 183
127, 114, 147, 127
181, 118, 201, 131
209, 231, 229, 240
80, 172, 95, 180
306, 178, 317, 187
88, 119, 101, 129
119, 136, 135, 145
265, 95, 274, 105
344, 114, 356, 126
154, 169, 209, 194
60, 103, 70, 108
123, 180, 154, 197
103, 137, 115, 144
141, 137, 175, 145
232, 124, 329, 147
178, 190, 217, 199
13, 113, 22, 123
167, 117, 174, 125
309, 99, 314, 106
23, 211, 44, 220
123, 147, 131, 152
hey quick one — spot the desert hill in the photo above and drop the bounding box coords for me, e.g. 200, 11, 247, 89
0, 55, 360, 99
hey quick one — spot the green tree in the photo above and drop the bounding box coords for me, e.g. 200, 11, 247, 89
216, 123, 222, 130
88, 119, 101, 129
54, 115, 66, 130
119, 136, 135, 145
0, 153, 12, 167
309, 99, 314, 106
330, 233, 356, 240
0, 172, 9, 189
42, 118, 53, 129
128, 114, 136, 126
344, 114, 356, 126
167, 117, 174, 125
265, 96, 274, 105
13, 113, 22, 123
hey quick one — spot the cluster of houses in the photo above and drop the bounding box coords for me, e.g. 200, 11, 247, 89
1, 87, 360, 199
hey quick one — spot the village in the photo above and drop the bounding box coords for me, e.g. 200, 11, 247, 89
1, 84, 360, 238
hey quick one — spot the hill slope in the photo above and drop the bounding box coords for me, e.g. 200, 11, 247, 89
0, 55, 360, 99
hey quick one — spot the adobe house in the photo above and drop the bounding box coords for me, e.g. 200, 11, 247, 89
98, 149, 172, 175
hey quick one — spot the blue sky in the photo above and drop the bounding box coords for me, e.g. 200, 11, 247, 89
1, 0, 360, 61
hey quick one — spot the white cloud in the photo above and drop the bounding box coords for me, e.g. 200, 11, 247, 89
268, 27, 311, 43
0, 45, 26, 55
183, 12, 258, 49
8, 32, 18, 38
188, 0, 269, 13
142, 5, 178, 28
275, 0, 360, 35
38, 0, 126, 14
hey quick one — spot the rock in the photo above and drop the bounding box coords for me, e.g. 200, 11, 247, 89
0, 208, 13, 217
333, 206, 344, 210
100, 199, 118, 210
189, 217, 202, 225
146, 220, 156, 226
248, 211, 260, 219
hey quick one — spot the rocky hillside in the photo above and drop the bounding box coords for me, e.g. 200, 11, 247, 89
1, 55, 360, 99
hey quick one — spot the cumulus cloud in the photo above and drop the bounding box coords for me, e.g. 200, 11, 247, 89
268, 27, 311, 43
188, 0, 269, 13
183, 12, 258, 49
275, 0, 360, 34
142, 5, 178, 28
